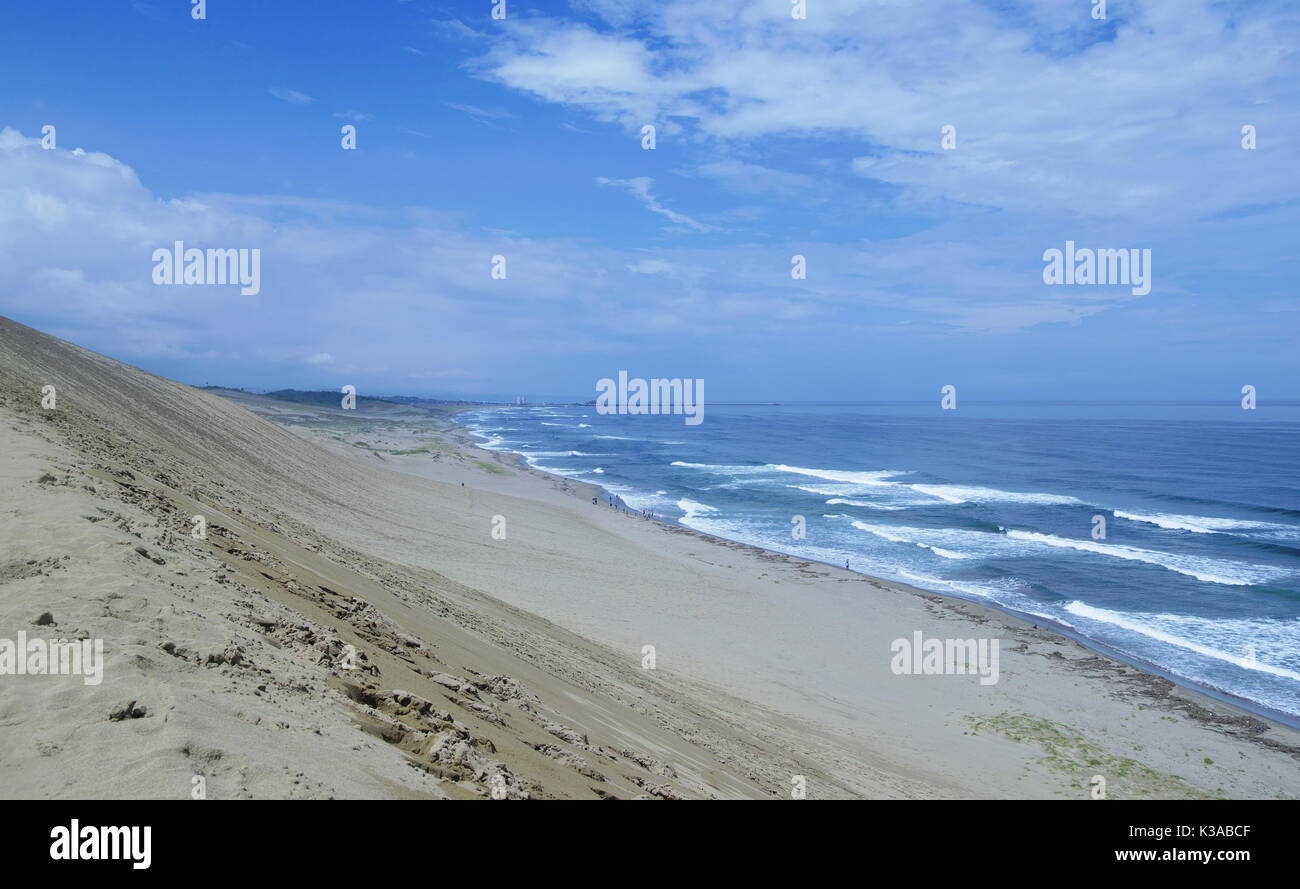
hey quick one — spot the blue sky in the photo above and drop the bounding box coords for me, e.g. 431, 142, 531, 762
0, 0, 1297, 401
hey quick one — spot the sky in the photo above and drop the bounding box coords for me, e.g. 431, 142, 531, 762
0, 0, 1297, 402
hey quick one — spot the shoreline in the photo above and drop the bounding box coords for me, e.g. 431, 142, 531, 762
5, 314, 1296, 798
450, 410, 1300, 733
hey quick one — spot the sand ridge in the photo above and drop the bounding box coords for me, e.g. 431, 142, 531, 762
1, 314, 1297, 799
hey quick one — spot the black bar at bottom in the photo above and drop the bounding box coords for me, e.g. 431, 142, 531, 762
8, 800, 1285, 873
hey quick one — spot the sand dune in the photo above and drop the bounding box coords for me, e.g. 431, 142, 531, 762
1, 315, 1297, 799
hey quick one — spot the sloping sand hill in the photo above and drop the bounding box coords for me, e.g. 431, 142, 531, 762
1, 315, 1296, 799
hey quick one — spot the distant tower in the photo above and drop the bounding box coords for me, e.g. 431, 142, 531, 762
516, 395, 526, 405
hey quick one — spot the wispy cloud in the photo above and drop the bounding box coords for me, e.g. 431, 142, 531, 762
626, 259, 678, 276
694, 161, 816, 196
129, 0, 161, 20
2, 124, 1294, 398
596, 176, 716, 233
478, 1, 1299, 225
2, 0, 1298, 400
431, 18, 486, 40
269, 87, 315, 106
445, 102, 517, 124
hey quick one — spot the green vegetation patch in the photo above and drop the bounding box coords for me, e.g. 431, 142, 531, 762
964, 711, 1218, 800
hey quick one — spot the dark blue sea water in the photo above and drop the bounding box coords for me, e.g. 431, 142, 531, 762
461, 402, 1300, 722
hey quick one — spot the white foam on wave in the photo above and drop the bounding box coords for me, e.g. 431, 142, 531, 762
896, 569, 1031, 605
910, 484, 1082, 505
826, 498, 904, 510
920, 544, 968, 560
1007, 530, 1288, 586
1064, 602, 1300, 684
521, 451, 585, 474
909, 485, 967, 504
792, 485, 933, 507
674, 499, 764, 542
775, 471, 1079, 507
602, 484, 675, 513
676, 498, 718, 520
1114, 510, 1295, 535
672, 461, 768, 474
687, 464, 1082, 510
790, 484, 856, 496
765, 464, 905, 486
849, 521, 988, 560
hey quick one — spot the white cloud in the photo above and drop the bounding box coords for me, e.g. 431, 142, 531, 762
269, 87, 315, 106
479, 24, 667, 128
694, 160, 815, 195
431, 18, 486, 40
0, 123, 1292, 397
596, 176, 716, 233
477, 0, 1300, 223
627, 259, 677, 275
446, 102, 517, 122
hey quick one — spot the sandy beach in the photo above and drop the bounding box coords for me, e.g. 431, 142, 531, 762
2, 315, 1297, 800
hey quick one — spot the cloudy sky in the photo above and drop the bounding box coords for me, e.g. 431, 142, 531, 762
0, 0, 1296, 401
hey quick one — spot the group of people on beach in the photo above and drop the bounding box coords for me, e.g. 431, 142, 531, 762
590, 494, 656, 521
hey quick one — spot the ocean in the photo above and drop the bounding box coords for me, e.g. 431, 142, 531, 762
460, 402, 1300, 723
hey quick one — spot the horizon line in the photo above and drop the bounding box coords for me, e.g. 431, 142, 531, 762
206, 388, 1300, 407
